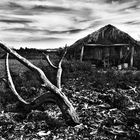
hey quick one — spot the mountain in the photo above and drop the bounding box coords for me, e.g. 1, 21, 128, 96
69, 24, 139, 49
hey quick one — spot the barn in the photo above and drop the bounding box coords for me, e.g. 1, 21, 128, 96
80, 43, 132, 67
67, 24, 139, 68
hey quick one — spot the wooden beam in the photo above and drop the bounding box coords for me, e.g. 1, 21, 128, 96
130, 46, 134, 67
120, 48, 123, 59
80, 45, 84, 62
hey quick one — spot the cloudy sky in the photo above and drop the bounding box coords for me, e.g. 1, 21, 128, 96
0, 0, 140, 49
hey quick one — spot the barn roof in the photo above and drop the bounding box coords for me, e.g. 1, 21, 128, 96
69, 24, 139, 50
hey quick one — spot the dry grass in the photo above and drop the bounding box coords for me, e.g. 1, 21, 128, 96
0, 59, 48, 77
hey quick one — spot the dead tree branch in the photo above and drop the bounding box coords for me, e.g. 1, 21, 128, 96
6, 53, 29, 105
43, 47, 67, 90
0, 43, 79, 125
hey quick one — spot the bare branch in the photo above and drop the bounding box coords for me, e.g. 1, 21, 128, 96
31, 92, 57, 107
5, 53, 29, 105
31, 91, 79, 125
0, 43, 48, 84
0, 43, 79, 125
56, 67, 62, 90
59, 45, 67, 64
0, 44, 57, 91
43, 47, 67, 90
6, 91, 78, 125
57, 48, 67, 90
43, 53, 57, 69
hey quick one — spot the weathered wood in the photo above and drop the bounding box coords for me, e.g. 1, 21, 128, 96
6, 91, 77, 125
44, 48, 67, 90
6, 53, 29, 105
0, 43, 79, 125
130, 46, 134, 67
43, 54, 57, 69
120, 48, 123, 59
56, 49, 67, 90
80, 45, 84, 62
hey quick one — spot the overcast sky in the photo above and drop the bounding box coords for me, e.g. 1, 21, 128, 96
0, 0, 140, 49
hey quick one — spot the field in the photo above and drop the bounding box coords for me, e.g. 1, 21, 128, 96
0, 59, 48, 77
0, 59, 140, 140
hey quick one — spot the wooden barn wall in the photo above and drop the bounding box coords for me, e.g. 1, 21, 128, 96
67, 46, 82, 60
66, 45, 133, 64
83, 46, 121, 61
83, 47, 102, 60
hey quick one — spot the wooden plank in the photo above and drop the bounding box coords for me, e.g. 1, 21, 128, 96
80, 45, 84, 62
130, 46, 134, 67
120, 47, 123, 59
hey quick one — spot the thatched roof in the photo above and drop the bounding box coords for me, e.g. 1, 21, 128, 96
69, 24, 139, 50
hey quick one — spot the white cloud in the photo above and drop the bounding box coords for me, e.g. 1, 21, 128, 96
0, 0, 140, 49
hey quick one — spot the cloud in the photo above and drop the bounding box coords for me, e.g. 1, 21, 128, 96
0, 0, 140, 49
7, 2, 25, 9
25, 36, 63, 42
31, 5, 74, 13
0, 19, 32, 24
